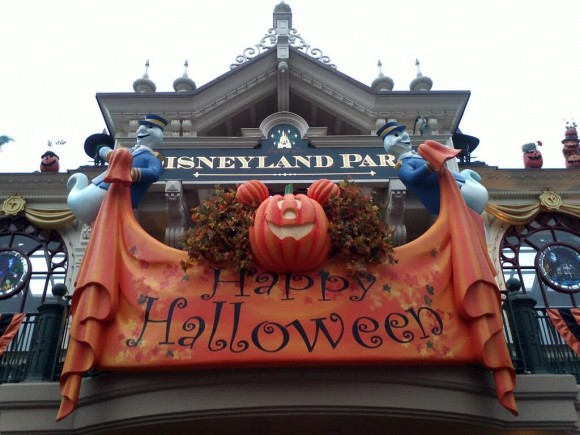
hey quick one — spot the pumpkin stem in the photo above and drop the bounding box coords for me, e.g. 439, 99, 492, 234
285, 184, 294, 195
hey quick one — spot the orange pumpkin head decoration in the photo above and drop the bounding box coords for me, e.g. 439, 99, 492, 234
40, 151, 60, 173
248, 183, 330, 272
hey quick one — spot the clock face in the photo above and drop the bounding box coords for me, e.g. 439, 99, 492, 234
537, 243, 580, 292
0, 248, 31, 299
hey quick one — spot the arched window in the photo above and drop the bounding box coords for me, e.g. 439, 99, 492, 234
0, 217, 68, 313
500, 212, 580, 308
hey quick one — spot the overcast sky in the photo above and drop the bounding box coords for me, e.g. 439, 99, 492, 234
1, 0, 578, 173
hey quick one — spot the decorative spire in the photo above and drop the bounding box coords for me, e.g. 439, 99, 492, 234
415, 58, 423, 76
410, 58, 433, 91
132, 60, 157, 94
173, 60, 196, 93
371, 59, 394, 92
273, 1, 292, 29
378, 60, 385, 77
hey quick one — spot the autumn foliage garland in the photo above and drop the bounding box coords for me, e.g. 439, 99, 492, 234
323, 179, 397, 275
179, 180, 396, 275
179, 187, 257, 272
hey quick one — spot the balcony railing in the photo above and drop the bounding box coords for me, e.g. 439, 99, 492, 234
2, 291, 580, 384
0, 296, 71, 383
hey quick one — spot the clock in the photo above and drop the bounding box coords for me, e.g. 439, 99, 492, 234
536, 243, 580, 292
0, 248, 31, 299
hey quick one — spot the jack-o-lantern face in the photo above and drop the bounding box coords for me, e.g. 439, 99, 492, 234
562, 140, 579, 158
249, 190, 330, 272
523, 150, 543, 168
566, 152, 580, 168
40, 151, 60, 173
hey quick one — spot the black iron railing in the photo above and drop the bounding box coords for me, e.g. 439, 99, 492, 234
534, 309, 580, 381
500, 289, 580, 382
0, 299, 70, 383
1, 293, 580, 384
0, 314, 38, 383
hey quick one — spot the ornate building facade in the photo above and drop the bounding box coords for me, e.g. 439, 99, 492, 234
0, 3, 579, 434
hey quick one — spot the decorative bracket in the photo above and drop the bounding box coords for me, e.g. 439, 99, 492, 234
165, 180, 188, 248
230, 28, 336, 69
386, 180, 407, 246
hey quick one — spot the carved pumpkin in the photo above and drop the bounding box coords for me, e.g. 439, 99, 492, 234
40, 151, 60, 173
523, 150, 543, 169
307, 178, 339, 205
566, 152, 580, 168
249, 185, 330, 272
236, 179, 269, 205
562, 139, 579, 158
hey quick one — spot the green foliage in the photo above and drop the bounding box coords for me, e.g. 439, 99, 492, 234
47, 139, 66, 147
178, 187, 257, 272
323, 179, 397, 276
0, 135, 14, 150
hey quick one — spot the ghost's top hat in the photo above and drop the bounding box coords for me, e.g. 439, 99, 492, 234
139, 113, 168, 130
452, 129, 480, 153
41, 150, 59, 159
376, 121, 407, 140
83, 133, 115, 159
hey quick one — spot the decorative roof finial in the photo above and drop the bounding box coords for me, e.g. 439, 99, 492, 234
144, 60, 151, 78
273, 0, 292, 29
415, 58, 423, 77
377, 60, 385, 77
371, 59, 394, 92
173, 59, 196, 93
410, 58, 433, 91
133, 60, 156, 93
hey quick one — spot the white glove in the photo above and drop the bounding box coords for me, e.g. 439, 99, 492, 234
98, 146, 113, 161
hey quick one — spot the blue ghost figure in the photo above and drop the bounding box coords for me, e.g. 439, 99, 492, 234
67, 114, 167, 225
377, 121, 488, 215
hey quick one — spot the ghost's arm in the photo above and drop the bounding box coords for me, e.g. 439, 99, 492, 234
130, 153, 163, 183
98, 146, 114, 163
398, 158, 435, 185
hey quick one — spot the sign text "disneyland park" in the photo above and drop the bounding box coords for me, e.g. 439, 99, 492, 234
160, 123, 398, 184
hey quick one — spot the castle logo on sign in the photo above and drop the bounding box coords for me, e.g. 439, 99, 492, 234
275, 129, 295, 149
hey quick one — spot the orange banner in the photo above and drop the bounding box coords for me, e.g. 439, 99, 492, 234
548, 308, 580, 355
0, 313, 24, 357
57, 147, 517, 420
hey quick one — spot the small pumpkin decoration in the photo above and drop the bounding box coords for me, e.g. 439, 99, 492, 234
523, 150, 543, 168
307, 178, 339, 205
236, 179, 269, 205
40, 151, 60, 173
249, 184, 330, 272
521, 142, 543, 169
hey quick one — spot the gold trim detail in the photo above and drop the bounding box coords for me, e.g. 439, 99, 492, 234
0, 194, 75, 229
539, 190, 562, 210
486, 190, 580, 225
1, 195, 26, 216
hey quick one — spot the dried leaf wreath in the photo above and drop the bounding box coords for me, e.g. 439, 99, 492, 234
179, 180, 396, 275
